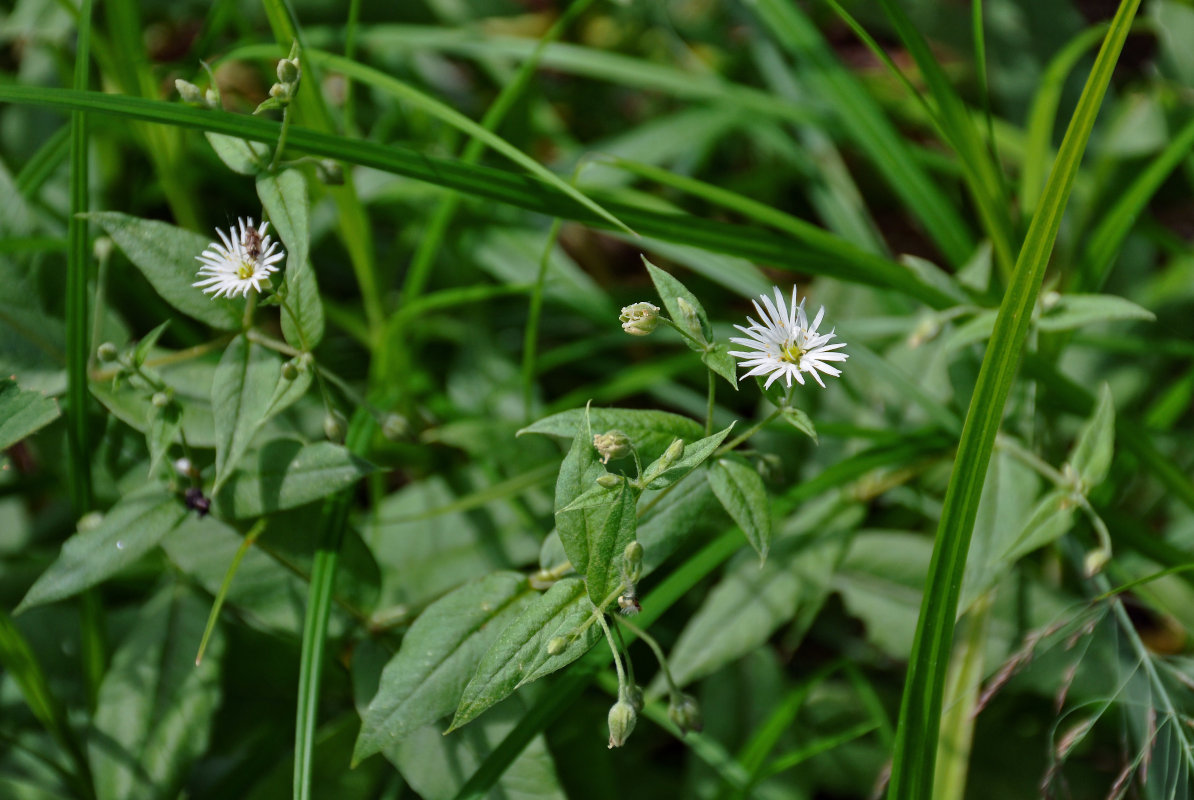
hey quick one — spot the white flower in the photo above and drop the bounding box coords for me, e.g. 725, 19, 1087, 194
729, 286, 848, 389
194, 218, 284, 299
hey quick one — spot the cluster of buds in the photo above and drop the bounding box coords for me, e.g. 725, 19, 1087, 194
255, 42, 302, 114
175, 78, 220, 110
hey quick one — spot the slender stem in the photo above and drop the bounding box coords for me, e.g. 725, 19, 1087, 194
268, 103, 293, 171
90, 334, 234, 381
616, 614, 679, 698
595, 613, 626, 691
716, 407, 783, 456
195, 518, 267, 666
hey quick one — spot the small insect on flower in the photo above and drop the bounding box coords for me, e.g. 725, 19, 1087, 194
729, 286, 848, 389
194, 218, 285, 299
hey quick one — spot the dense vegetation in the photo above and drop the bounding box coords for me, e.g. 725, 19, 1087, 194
2, 0, 1193, 798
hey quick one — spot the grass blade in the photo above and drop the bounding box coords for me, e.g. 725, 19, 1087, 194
887, 2, 1142, 797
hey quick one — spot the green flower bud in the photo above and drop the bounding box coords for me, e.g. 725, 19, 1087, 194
276, 57, 301, 86
593, 430, 632, 464
382, 413, 409, 441
317, 159, 344, 186
622, 541, 643, 585
663, 438, 685, 465
607, 695, 638, 749
175, 78, 204, 104
93, 236, 113, 263
595, 474, 622, 489
323, 411, 346, 443
281, 360, 300, 381
204, 88, 220, 108
97, 342, 119, 363
546, 636, 568, 656
667, 693, 702, 735
619, 302, 660, 336
151, 391, 171, 408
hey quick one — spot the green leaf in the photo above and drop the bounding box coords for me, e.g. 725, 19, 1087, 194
16, 486, 186, 612
353, 572, 536, 763
264, 354, 314, 418
87, 212, 241, 329
0, 378, 59, 450
257, 169, 324, 349
582, 479, 639, 605
90, 586, 224, 800
131, 320, 171, 367
643, 256, 711, 343
204, 132, 269, 175
146, 400, 181, 478
999, 490, 1076, 564
448, 577, 600, 732
1035, 293, 1155, 331
1067, 383, 1115, 489
91, 377, 216, 449
781, 407, 818, 443
213, 440, 376, 519
706, 456, 772, 561
521, 407, 703, 464
644, 422, 735, 489
702, 342, 739, 389
212, 336, 282, 492
552, 421, 604, 580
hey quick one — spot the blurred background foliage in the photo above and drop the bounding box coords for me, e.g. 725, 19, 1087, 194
2, 0, 1194, 798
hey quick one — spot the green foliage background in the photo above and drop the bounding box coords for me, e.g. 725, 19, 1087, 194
2, 0, 1194, 798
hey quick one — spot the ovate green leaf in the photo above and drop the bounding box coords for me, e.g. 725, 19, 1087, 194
644, 422, 734, 489
257, 169, 324, 349
520, 407, 703, 465
212, 336, 281, 491
213, 440, 375, 518
1036, 293, 1155, 331
0, 379, 59, 450
643, 256, 712, 343
706, 456, 772, 561
353, 572, 535, 762
1067, 383, 1115, 489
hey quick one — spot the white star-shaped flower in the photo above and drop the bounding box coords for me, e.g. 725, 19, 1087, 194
194, 217, 285, 299
729, 286, 848, 389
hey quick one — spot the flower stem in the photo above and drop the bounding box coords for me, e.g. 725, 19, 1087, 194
705, 368, 716, 436
716, 407, 783, 456
268, 104, 293, 172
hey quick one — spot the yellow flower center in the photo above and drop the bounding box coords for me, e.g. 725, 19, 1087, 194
237, 259, 255, 280
780, 340, 805, 366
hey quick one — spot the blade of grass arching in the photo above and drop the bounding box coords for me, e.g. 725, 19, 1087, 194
66, 0, 93, 517
888, 3, 1141, 798
353, 27, 823, 129
1020, 23, 1112, 214
260, 0, 383, 341
307, 50, 631, 238
1077, 116, 1194, 291
0, 87, 956, 308
293, 410, 374, 800
0, 611, 95, 799
866, 0, 1015, 280
400, 0, 598, 307
522, 218, 564, 422
750, 0, 975, 268
601, 158, 963, 309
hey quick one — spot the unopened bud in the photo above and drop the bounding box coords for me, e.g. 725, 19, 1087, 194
622, 541, 643, 585
1084, 548, 1110, 577
607, 694, 638, 748
323, 411, 346, 443
593, 430, 632, 464
316, 159, 344, 185
97, 342, 119, 362
175, 78, 204, 104
78, 511, 104, 532
595, 474, 621, 489
667, 693, 702, 735
619, 302, 660, 336
93, 236, 113, 263
546, 636, 568, 656
281, 359, 300, 381
276, 57, 301, 86
151, 391, 171, 408
174, 458, 196, 479
663, 438, 685, 464
382, 413, 409, 441
204, 88, 220, 108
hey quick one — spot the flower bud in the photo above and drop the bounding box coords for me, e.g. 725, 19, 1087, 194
316, 159, 344, 185
619, 302, 660, 336
382, 413, 409, 441
323, 411, 346, 443
281, 359, 300, 381
151, 391, 171, 408
546, 636, 568, 656
97, 342, 119, 362
175, 78, 204, 104
663, 438, 685, 465
595, 474, 621, 489
593, 430, 631, 464
607, 694, 638, 748
667, 693, 702, 735
276, 57, 301, 86
204, 88, 220, 108
622, 541, 643, 585
78, 510, 104, 532
174, 458, 196, 479
1084, 548, 1110, 577
93, 236, 113, 263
